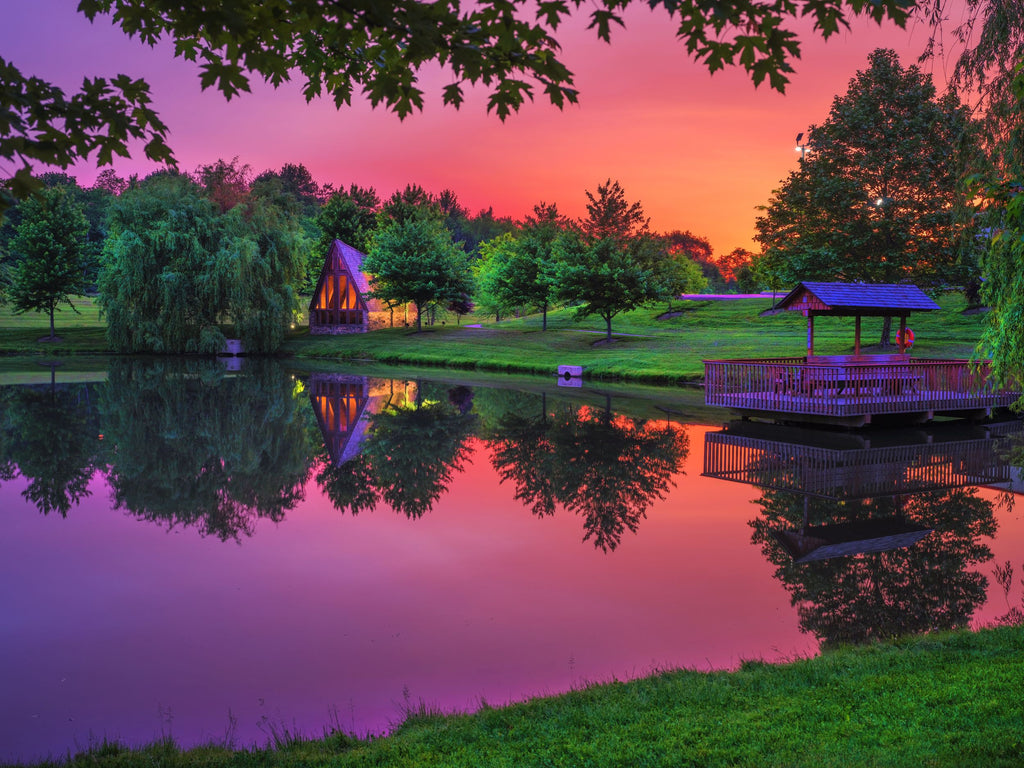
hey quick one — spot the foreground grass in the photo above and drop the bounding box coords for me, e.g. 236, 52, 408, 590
0, 293, 991, 384
15, 625, 1024, 768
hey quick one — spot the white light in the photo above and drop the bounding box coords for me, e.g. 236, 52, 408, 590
875, 198, 884, 206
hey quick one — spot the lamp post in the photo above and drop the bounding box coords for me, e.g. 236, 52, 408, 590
795, 132, 807, 162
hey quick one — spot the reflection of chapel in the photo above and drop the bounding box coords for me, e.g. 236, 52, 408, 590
308, 239, 415, 334
308, 373, 418, 466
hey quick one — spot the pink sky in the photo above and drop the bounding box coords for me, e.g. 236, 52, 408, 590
2, 2, 966, 253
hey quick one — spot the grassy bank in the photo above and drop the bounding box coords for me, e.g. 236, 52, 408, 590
0, 293, 991, 384
0, 297, 108, 356
284, 293, 989, 384
14, 624, 1024, 768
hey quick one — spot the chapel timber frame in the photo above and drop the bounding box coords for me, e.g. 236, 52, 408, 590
308, 240, 416, 333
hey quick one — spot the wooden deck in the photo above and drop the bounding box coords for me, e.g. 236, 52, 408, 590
704, 357, 1018, 426
702, 420, 1022, 499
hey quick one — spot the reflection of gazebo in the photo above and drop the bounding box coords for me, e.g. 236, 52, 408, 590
703, 419, 1024, 562
704, 282, 1019, 427
772, 519, 932, 564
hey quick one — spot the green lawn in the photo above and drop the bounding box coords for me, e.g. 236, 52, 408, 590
285, 292, 991, 384
0, 297, 108, 355
0, 293, 991, 385
15, 625, 1024, 768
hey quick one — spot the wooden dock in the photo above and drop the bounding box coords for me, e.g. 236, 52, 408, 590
704, 357, 1018, 426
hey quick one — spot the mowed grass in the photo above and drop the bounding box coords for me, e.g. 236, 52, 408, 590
0, 292, 993, 385
16, 625, 1024, 768
0, 297, 108, 355
285, 292, 991, 384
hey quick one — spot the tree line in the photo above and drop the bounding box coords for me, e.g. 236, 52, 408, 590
0, 162, 747, 349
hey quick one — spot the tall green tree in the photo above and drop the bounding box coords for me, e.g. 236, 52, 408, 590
553, 180, 662, 341
364, 216, 472, 332
661, 230, 722, 290
9, 185, 89, 339
379, 183, 440, 225
37, 172, 113, 289
943, 9, 1024, 394
651, 242, 709, 311
316, 184, 380, 255
249, 170, 320, 292
253, 162, 323, 214
973, 168, 1024, 391
475, 204, 566, 329
754, 48, 979, 343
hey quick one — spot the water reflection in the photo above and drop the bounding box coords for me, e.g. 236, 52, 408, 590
100, 359, 314, 540
490, 396, 690, 551
0, 380, 100, 516
703, 420, 1019, 646
309, 377, 689, 547
310, 374, 478, 519
1, 364, 693, 550
750, 489, 997, 646
2, 362, 1024, 763
0, 360, 315, 540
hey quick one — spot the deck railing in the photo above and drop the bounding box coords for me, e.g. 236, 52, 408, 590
704, 358, 1017, 419
703, 429, 1017, 498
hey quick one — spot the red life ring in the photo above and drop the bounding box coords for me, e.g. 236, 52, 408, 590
897, 328, 915, 348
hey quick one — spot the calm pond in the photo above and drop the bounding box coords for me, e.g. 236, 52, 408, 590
2, 359, 1023, 763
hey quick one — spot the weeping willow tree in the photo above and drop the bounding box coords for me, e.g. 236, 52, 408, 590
99, 173, 303, 353
922, 3, 1024, 395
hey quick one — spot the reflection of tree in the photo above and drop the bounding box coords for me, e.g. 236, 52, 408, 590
360, 391, 477, 519
750, 489, 996, 647
0, 383, 99, 516
490, 398, 689, 551
988, 559, 1024, 627
99, 359, 314, 541
315, 453, 379, 516
490, 405, 557, 517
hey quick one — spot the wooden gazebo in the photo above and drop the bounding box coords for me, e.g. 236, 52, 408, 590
776, 282, 940, 359
704, 282, 1019, 427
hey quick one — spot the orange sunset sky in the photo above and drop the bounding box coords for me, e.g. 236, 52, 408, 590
2, 2, 971, 255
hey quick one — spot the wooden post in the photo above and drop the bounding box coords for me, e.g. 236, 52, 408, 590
854, 315, 861, 355
806, 314, 815, 358
898, 316, 907, 353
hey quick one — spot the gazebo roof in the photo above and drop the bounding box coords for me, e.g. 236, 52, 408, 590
771, 519, 934, 563
777, 282, 941, 316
